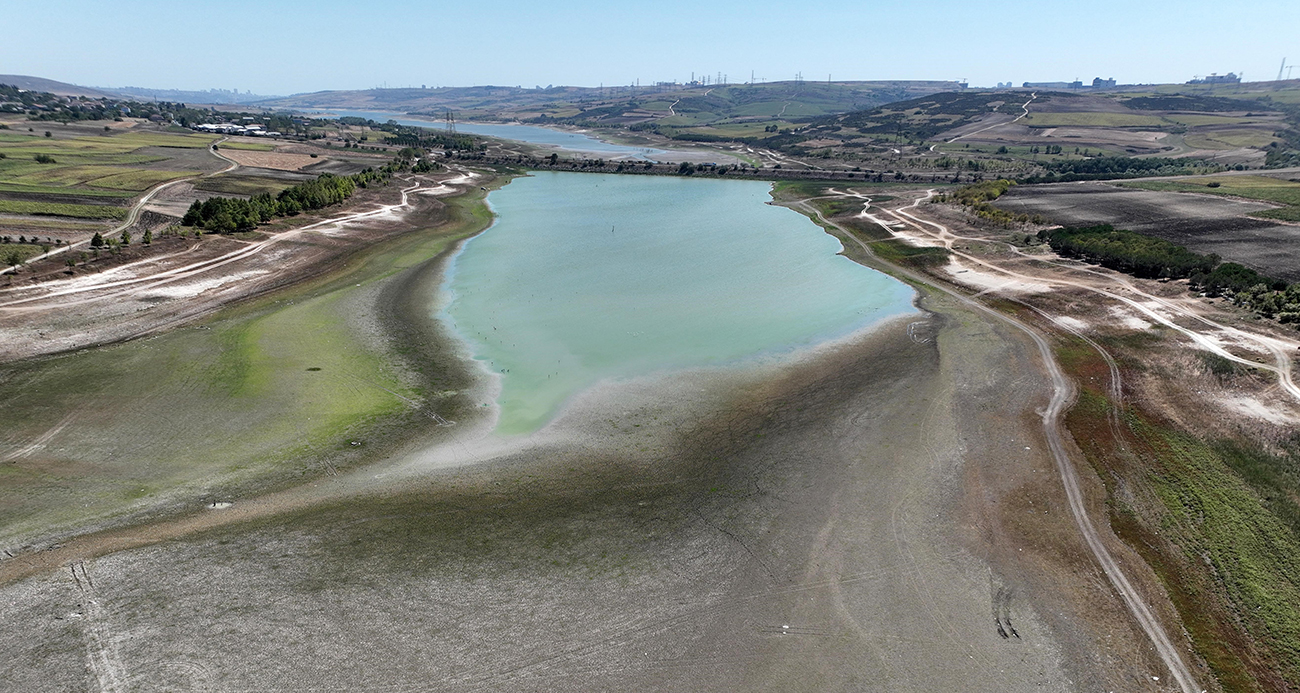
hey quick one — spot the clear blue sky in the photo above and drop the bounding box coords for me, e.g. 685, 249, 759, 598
4, 0, 1298, 94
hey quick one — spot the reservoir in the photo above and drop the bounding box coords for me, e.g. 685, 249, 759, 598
442, 172, 917, 434
317, 109, 673, 159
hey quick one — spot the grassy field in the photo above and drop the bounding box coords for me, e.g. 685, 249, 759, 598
84, 168, 202, 191
681, 121, 796, 139
0, 199, 127, 219
1172, 114, 1270, 127
1183, 129, 1280, 150
1021, 112, 1173, 128
1122, 175, 1300, 220
0, 126, 222, 223
0, 242, 46, 264
0, 181, 135, 198
867, 238, 950, 267
3, 164, 198, 190
1059, 340, 1300, 688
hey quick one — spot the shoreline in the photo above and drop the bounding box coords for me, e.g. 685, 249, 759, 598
0, 170, 508, 557
0, 255, 1115, 691
0, 175, 1161, 691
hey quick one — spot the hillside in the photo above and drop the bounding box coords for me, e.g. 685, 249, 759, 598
0, 75, 115, 98
257, 80, 966, 126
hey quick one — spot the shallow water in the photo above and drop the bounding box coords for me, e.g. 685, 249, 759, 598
318, 109, 671, 159
441, 172, 916, 434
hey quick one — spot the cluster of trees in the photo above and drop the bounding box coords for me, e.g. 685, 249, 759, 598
182, 165, 396, 233
1219, 280, 1300, 322
1021, 156, 1221, 183
1038, 225, 1218, 279
1265, 104, 1300, 168
936, 179, 1044, 226
1038, 224, 1300, 323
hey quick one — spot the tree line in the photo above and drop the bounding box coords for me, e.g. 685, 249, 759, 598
1020, 156, 1225, 183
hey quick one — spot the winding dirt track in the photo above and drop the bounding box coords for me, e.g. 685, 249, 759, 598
930, 93, 1037, 153
793, 192, 1204, 693
0, 169, 480, 312
882, 191, 1300, 402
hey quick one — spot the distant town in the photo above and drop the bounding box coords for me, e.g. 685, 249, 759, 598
193, 116, 281, 137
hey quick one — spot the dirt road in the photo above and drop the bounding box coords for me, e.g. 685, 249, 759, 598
794, 191, 1203, 692
0, 138, 239, 275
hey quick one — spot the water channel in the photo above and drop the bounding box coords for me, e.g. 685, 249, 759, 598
317, 109, 672, 159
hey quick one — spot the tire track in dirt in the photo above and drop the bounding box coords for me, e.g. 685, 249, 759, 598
792, 193, 1202, 693
0, 169, 480, 312
70, 561, 129, 693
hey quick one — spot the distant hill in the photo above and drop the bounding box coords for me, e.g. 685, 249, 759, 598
108, 86, 281, 105
257, 80, 968, 125
0, 75, 115, 98
0, 75, 279, 105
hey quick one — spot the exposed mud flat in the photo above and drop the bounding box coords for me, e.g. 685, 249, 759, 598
0, 177, 1185, 692
0, 291, 1165, 692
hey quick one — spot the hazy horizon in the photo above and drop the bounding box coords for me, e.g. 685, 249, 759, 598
6, 0, 1299, 95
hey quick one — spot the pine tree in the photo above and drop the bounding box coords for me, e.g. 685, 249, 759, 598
90, 232, 104, 248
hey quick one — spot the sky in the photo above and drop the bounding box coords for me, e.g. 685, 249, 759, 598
3, 0, 1299, 95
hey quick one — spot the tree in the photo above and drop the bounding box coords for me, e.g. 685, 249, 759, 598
142, 229, 152, 246
4, 249, 22, 269
44, 131, 51, 138
90, 232, 104, 248
120, 230, 131, 246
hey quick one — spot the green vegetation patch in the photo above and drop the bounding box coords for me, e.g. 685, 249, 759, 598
84, 168, 200, 191
1135, 417, 1300, 682
0, 181, 499, 545
0, 199, 126, 219
936, 179, 1043, 226
1021, 156, 1219, 183
1184, 129, 1279, 150
867, 238, 949, 268
0, 181, 135, 198
0, 243, 46, 266
1122, 175, 1300, 223
1123, 175, 1300, 207
1038, 224, 1217, 279
1021, 112, 1172, 128
1121, 94, 1263, 112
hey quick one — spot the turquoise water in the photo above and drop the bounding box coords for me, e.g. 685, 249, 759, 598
317, 109, 672, 159
442, 172, 916, 434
